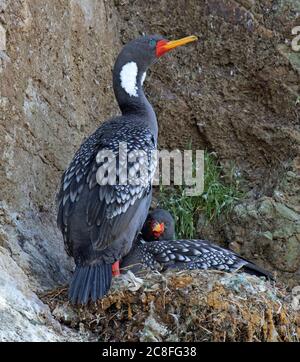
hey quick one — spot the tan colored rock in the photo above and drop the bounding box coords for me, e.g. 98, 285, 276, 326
0, 23, 5, 51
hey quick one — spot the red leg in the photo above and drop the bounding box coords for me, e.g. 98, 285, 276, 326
112, 260, 120, 277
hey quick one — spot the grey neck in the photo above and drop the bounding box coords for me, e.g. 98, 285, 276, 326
113, 65, 158, 138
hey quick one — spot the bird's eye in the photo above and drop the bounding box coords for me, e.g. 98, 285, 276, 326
149, 39, 156, 47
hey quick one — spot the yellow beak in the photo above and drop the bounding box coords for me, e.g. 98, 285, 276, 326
156, 35, 198, 57
152, 222, 165, 234
163, 35, 198, 51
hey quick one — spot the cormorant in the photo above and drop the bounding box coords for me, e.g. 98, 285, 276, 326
121, 209, 274, 279
57, 35, 198, 304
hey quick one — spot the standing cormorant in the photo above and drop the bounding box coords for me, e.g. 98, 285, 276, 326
57, 35, 198, 304
121, 209, 274, 279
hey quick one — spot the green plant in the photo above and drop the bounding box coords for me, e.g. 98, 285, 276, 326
158, 151, 243, 238
159, 184, 196, 239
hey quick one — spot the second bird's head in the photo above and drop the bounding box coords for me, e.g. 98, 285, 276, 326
141, 208, 175, 241
113, 34, 197, 102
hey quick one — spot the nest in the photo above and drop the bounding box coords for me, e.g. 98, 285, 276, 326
41, 270, 300, 342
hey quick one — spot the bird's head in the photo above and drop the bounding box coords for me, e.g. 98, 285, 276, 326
113, 34, 197, 101
118, 34, 197, 68
141, 208, 175, 241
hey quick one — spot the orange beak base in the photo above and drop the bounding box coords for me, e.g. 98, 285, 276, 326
156, 35, 198, 57
152, 222, 165, 238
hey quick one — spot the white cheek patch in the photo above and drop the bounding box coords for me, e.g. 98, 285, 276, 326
141, 72, 146, 85
120, 61, 138, 97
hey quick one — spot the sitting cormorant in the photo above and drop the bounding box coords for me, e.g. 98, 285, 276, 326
121, 209, 274, 279
57, 36, 198, 304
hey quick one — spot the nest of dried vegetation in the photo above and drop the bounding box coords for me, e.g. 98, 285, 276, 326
41, 270, 300, 342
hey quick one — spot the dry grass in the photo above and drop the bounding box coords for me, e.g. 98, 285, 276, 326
41, 270, 300, 342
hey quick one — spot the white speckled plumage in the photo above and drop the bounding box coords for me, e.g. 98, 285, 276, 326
121, 209, 274, 279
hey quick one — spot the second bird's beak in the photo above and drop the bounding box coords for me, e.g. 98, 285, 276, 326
156, 35, 198, 57
152, 222, 165, 235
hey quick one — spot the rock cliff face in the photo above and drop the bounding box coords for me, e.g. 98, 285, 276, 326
0, 0, 122, 340
0, 0, 299, 340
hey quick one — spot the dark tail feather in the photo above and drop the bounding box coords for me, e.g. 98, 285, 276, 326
242, 261, 274, 281
68, 263, 112, 304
